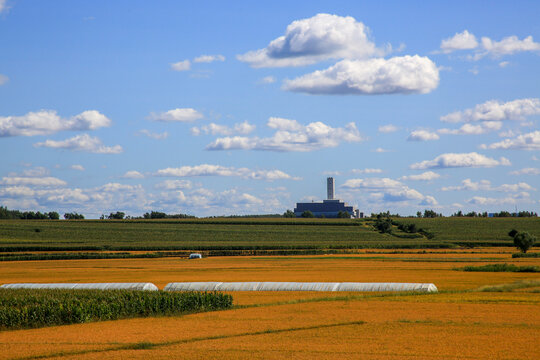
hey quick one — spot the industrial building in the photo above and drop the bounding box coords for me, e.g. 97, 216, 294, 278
294, 177, 362, 218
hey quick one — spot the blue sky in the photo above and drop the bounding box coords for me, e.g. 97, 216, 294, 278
1, 0, 539, 217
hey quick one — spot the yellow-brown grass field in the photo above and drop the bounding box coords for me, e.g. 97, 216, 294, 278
1, 248, 539, 359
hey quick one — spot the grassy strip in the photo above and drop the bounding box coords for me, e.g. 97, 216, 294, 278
0, 289, 232, 330
475, 279, 540, 292
13, 320, 366, 360
512, 252, 540, 258
458, 263, 540, 272
0, 243, 461, 254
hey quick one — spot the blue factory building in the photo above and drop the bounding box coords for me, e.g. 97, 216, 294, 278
293, 178, 361, 218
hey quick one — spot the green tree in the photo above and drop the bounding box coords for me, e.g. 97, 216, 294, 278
283, 210, 295, 218
513, 232, 536, 253
301, 210, 314, 218
337, 211, 350, 218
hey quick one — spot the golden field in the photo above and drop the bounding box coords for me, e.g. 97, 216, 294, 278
0, 249, 539, 359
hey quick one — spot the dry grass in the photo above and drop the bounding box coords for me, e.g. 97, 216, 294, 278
0, 250, 538, 360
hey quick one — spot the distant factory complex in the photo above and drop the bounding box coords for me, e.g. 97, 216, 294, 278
294, 177, 363, 218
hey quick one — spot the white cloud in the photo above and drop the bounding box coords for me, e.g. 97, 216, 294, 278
206, 118, 363, 152
1, 176, 67, 187
499, 61, 510, 68
378, 124, 399, 133
171, 60, 191, 71
438, 121, 502, 135
342, 178, 404, 190
0, 110, 111, 137
193, 54, 225, 63
342, 177, 435, 204
34, 134, 123, 154
399, 171, 441, 181
237, 13, 381, 68
407, 130, 440, 141
70, 165, 85, 171
259, 76, 276, 84
122, 171, 144, 179
440, 98, 540, 123
138, 129, 169, 140
0, 0, 8, 14
148, 108, 203, 122
191, 121, 255, 136
466, 192, 532, 206
156, 164, 300, 181
283, 56, 439, 95
481, 35, 540, 57
0, 74, 8, 85
481, 131, 540, 151
155, 180, 192, 190
510, 167, 540, 175
440, 30, 478, 53
410, 152, 511, 170
440, 179, 533, 192
374, 147, 390, 153
351, 168, 383, 174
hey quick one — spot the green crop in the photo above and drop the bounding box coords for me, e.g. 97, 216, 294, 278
0, 289, 233, 330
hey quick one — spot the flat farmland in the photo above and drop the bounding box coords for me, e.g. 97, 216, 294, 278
0, 218, 539, 253
0, 250, 539, 359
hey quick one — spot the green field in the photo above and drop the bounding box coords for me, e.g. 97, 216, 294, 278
0, 217, 538, 254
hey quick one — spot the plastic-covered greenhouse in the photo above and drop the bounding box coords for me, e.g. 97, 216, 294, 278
0, 283, 159, 291
164, 282, 438, 292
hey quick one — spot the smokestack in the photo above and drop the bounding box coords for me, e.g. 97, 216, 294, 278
327, 177, 335, 200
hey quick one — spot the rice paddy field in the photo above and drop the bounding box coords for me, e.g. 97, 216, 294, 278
0, 248, 539, 359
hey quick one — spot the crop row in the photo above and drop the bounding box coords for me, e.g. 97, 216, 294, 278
0, 289, 233, 330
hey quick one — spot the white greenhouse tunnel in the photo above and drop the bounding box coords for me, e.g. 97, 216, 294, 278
163, 282, 438, 292
0, 283, 159, 291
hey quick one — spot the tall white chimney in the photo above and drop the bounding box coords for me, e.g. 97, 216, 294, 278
327, 177, 335, 200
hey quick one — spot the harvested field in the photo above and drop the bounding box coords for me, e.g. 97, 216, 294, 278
0, 250, 538, 359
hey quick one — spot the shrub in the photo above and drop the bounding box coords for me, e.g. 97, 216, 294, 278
508, 229, 518, 238
301, 210, 315, 218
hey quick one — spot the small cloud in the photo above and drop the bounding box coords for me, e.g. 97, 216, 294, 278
171, 60, 191, 71
378, 124, 399, 133
0, 74, 8, 86
148, 108, 203, 122
373, 147, 390, 153
0, 110, 111, 137
440, 30, 479, 53
0, 0, 9, 14
399, 171, 441, 181
351, 168, 383, 174
440, 98, 540, 123
193, 54, 225, 63
70, 165, 85, 171
407, 130, 440, 141
410, 152, 511, 170
34, 134, 123, 154
191, 121, 255, 136
481, 131, 540, 151
259, 76, 276, 84
138, 129, 169, 140
469, 67, 479, 75
499, 61, 510, 68
122, 170, 144, 179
